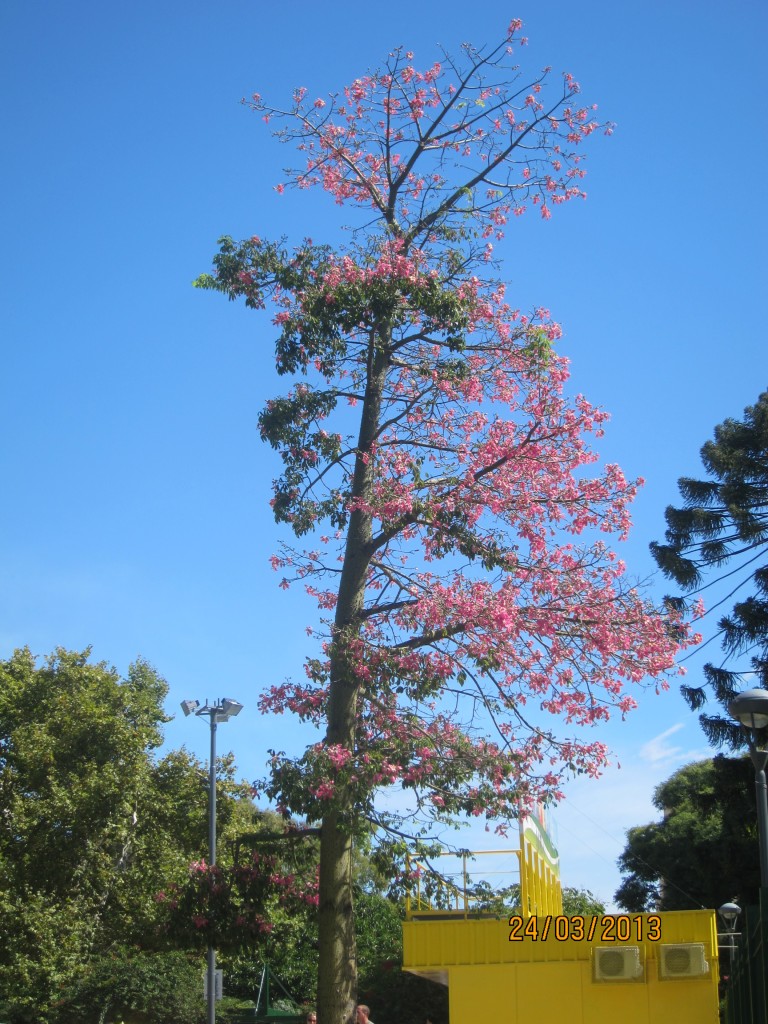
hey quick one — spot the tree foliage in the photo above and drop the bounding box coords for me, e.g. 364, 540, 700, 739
0, 647, 174, 1020
197, 22, 698, 1023
651, 391, 768, 748
561, 886, 605, 916
156, 838, 320, 953
614, 757, 761, 912
0, 646, 250, 1023
60, 949, 204, 1024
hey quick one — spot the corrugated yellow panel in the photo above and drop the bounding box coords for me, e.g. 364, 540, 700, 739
404, 911, 717, 968
443, 959, 717, 1024
403, 911, 720, 1024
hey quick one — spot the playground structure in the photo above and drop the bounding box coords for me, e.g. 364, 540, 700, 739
402, 812, 720, 1023
405, 809, 562, 921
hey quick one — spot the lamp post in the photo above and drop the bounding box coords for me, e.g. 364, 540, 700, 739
181, 698, 244, 1024
728, 688, 768, 888
717, 901, 742, 962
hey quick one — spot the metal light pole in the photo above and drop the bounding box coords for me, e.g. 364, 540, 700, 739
728, 688, 768, 888
181, 698, 244, 1024
717, 901, 742, 971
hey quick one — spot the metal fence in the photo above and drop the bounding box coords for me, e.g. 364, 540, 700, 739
725, 889, 768, 1024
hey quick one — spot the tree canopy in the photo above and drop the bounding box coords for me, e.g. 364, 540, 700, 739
651, 390, 768, 748
197, 21, 699, 1023
0, 647, 246, 1023
0, 646, 436, 1023
614, 756, 761, 912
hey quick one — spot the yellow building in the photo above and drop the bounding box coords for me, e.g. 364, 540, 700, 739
402, 824, 720, 1023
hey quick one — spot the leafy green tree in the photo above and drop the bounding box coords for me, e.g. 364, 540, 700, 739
0, 647, 172, 1020
0, 648, 167, 895
651, 391, 768, 748
614, 757, 761, 912
561, 886, 605, 916
59, 948, 204, 1024
0, 647, 250, 1023
0, 645, 334, 1021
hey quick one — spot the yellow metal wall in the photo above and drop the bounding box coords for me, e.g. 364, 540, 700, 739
403, 912, 719, 1024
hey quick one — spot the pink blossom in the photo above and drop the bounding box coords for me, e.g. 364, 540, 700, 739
206, 26, 699, 852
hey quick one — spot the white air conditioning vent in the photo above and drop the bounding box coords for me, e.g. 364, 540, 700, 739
659, 943, 709, 979
593, 946, 643, 981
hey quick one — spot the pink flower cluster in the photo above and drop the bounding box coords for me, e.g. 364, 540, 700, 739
218, 23, 701, 836
244, 23, 611, 247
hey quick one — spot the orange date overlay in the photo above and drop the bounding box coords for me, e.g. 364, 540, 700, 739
508, 914, 662, 943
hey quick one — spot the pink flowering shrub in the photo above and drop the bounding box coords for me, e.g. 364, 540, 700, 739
156, 850, 318, 949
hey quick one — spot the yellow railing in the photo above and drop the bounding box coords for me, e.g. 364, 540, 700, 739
405, 837, 562, 920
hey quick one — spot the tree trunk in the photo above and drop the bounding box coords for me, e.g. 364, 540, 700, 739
317, 810, 357, 1024
317, 336, 388, 1024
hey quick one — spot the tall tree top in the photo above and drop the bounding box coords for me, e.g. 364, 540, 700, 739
651, 390, 768, 748
243, 21, 610, 255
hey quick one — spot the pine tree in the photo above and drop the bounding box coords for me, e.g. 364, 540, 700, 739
651, 391, 768, 748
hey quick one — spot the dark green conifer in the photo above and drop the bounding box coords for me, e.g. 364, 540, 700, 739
651, 391, 768, 748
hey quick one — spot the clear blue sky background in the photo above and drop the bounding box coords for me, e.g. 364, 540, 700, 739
2, 0, 767, 909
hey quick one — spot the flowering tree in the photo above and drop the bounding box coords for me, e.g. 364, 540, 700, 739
156, 849, 319, 950
196, 22, 699, 1024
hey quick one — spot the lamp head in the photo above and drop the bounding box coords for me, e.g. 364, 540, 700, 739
180, 699, 200, 717
718, 902, 741, 932
728, 689, 768, 730
221, 698, 244, 719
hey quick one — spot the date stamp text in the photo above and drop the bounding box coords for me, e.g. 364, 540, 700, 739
508, 914, 662, 943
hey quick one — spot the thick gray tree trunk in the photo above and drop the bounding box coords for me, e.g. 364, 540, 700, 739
316, 338, 388, 1024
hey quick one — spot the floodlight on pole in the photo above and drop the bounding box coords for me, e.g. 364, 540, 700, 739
180, 698, 245, 1024
728, 688, 768, 889
221, 698, 244, 718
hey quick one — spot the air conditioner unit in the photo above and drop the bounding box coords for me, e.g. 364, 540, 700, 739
593, 946, 643, 981
658, 943, 709, 979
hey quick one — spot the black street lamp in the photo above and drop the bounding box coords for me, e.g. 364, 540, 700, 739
181, 698, 244, 1024
728, 688, 768, 888
717, 901, 741, 984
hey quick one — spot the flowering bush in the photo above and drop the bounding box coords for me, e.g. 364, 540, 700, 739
156, 852, 318, 949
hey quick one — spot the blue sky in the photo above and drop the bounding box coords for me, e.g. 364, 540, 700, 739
2, 0, 767, 910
